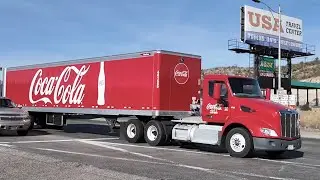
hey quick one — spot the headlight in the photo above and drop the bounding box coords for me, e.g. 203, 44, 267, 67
260, 128, 278, 137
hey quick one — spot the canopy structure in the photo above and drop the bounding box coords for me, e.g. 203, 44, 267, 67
291, 80, 320, 106
291, 80, 320, 89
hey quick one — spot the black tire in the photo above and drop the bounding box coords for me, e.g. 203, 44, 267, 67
124, 119, 144, 143
28, 115, 35, 130
35, 113, 47, 129
144, 120, 166, 146
225, 127, 254, 158
17, 130, 28, 136
28, 121, 34, 130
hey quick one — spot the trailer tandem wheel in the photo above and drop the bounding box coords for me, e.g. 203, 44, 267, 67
124, 119, 145, 143
144, 120, 167, 146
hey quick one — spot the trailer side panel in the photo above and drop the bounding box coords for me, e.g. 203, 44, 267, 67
6, 55, 158, 115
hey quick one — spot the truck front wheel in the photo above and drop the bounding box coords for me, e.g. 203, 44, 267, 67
225, 127, 254, 158
124, 119, 144, 143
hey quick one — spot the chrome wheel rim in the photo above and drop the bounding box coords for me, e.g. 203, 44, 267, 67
127, 123, 136, 138
230, 133, 246, 153
147, 125, 158, 141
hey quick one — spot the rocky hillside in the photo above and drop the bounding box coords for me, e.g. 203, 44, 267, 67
203, 57, 320, 82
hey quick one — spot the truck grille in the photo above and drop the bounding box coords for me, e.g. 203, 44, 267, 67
280, 110, 300, 138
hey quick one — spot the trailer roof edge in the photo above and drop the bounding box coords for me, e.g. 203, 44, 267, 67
7, 50, 202, 71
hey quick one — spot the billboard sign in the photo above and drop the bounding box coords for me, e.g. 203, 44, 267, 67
241, 5, 303, 52
259, 56, 275, 72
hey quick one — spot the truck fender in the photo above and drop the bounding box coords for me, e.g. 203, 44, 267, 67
220, 115, 274, 145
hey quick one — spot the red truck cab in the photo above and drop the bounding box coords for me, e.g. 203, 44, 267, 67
192, 74, 301, 157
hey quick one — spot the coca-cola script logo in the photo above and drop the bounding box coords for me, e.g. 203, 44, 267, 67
206, 103, 221, 114
28, 65, 90, 105
174, 63, 189, 84
206, 103, 217, 110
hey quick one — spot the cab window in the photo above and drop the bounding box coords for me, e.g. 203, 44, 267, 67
208, 81, 228, 98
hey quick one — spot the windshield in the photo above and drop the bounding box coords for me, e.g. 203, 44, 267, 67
228, 77, 263, 98
0, 98, 16, 108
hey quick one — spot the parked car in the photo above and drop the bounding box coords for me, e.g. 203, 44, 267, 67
0, 97, 31, 136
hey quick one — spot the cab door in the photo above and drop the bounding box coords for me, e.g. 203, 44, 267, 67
202, 79, 230, 123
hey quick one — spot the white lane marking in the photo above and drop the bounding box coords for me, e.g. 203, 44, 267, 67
93, 141, 229, 156
78, 139, 175, 163
228, 171, 297, 180
34, 147, 239, 179
0, 137, 118, 144
299, 157, 320, 162
35, 147, 170, 164
94, 141, 320, 169
279, 165, 286, 172
34, 147, 296, 180
0, 144, 14, 147
253, 157, 320, 168
174, 164, 246, 180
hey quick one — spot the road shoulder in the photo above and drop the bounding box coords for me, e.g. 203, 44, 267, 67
301, 128, 320, 139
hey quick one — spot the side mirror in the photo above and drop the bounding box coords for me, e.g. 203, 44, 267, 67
213, 83, 221, 100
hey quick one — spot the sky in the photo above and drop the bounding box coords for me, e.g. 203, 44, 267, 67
0, 0, 319, 71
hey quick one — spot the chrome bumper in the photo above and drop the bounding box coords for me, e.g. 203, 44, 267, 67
0, 119, 31, 131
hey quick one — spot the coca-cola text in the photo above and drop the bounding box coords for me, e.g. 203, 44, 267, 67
174, 70, 188, 77
28, 65, 90, 105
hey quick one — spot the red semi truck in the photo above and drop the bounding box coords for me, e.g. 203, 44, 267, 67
1, 50, 301, 157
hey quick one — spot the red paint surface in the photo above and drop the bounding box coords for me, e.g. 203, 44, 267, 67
157, 53, 201, 111
6, 53, 201, 112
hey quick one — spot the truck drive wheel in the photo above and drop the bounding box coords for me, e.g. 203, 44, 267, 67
144, 120, 166, 146
225, 127, 253, 158
124, 119, 144, 143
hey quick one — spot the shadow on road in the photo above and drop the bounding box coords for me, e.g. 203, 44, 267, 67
63, 124, 120, 137
0, 129, 51, 136
167, 142, 304, 160
179, 143, 228, 154
255, 150, 305, 160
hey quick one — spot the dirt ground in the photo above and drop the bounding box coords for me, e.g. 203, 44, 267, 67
299, 108, 320, 130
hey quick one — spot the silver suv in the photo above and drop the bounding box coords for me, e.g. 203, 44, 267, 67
0, 97, 31, 136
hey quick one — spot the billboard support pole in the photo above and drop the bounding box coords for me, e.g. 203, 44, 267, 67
278, 4, 281, 93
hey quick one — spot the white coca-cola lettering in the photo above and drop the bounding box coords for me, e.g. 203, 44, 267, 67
29, 65, 90, 105
206, 103, 221, 110
206, 103, 215, 110
174, 70, 188, 77
174, 63, 189, 85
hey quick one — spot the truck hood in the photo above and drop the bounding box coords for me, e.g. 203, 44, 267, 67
0, 107, 28, 116
238, 97, 287, 113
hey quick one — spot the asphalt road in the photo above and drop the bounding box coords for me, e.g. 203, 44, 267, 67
0, 128, 319, 180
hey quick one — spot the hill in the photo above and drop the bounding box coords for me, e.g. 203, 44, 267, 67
202, 57, 320, 82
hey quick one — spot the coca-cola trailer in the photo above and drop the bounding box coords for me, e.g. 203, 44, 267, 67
2, 50, 301, 158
